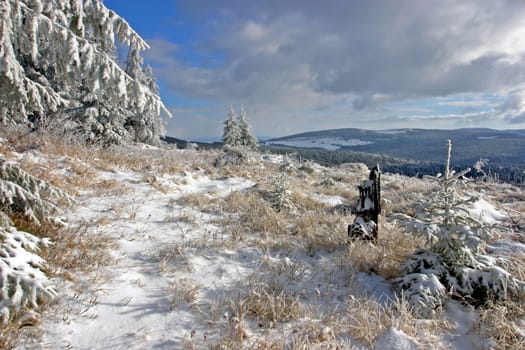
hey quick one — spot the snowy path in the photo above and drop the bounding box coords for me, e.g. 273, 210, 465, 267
21, 170, 257, 349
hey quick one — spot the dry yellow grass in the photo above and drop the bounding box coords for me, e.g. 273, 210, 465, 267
382, 174, 436, 212
476, 301, 525, 350
0, 317, 22, 350
158, 242, 193, 273
177, 192, 217, 209
221, 191, 288, 237
0, 126, 216, 179
17, 155, 99, 195
167, 278, 202, 311
0, 137, 16, 159
344, 223, 423, 279
228, 283, 304, 326
41, 222, 116, 279
344, 295, 450, 349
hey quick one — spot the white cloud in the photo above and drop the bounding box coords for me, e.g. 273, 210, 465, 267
144, 0, 525, 137
240, 21, 266, 41
497, 89, 525, 125
437, 101, 490, 108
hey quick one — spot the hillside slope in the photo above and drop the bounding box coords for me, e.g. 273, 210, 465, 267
267, 128, 525, 165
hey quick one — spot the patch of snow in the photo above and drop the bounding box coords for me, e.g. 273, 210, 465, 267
487, 239, 525, 254
266, 137, 373, 150
19, 150, 49, 163
135, 143, 161, 150
445, 301, 487, 349
172, 174, 255, 198
310, 193, 345, 206
261, 153, 286, 164
353, 272, 395, 305
375, 326, 419, 350
467, 197, 505, 224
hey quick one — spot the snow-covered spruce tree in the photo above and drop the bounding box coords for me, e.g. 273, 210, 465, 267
266, 173, 297, 213
0, 156, 72, 324
396, 140, 525, 315
238, 106, 259, 151
217, 106, 258, 166
0, 0, 171, 145
222, 105, 241, 147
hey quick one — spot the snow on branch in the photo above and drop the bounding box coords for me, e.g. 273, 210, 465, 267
1, 0, 171, 144
0, 158, 73, 225
0, 226, 56, 324
0, 154, 72, 324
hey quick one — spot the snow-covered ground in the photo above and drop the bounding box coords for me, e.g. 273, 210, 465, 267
3, 145, 522, 349
11, 150, 392, 349
20, 167, 262, 349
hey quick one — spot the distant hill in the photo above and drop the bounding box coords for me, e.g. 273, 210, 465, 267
266, 128, 525, 166
264, 128, 525, 185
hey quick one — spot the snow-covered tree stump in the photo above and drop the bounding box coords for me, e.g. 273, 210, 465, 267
348, 165, 381, 241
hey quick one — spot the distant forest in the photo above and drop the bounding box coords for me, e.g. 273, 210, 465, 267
261, 145, 525, 186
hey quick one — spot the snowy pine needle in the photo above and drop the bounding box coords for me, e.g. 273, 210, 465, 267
0, 158, 73, 225
0, 226, 56, 325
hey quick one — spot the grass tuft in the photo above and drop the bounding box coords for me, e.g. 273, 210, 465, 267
476, 301, 525, 349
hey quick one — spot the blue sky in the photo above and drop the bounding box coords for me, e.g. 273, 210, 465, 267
104, 0, 525, 140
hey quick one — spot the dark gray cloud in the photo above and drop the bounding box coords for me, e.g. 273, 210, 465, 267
145, 0, 525, 137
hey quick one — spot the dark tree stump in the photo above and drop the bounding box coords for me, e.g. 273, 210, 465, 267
348, 165, 381, 241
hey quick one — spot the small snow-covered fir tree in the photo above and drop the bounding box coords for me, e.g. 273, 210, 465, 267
238, 106, 259, 151
222, 105, 241, 147
0, 0, 171, 144
396, 140, 525, 315
266, 174, 297, 213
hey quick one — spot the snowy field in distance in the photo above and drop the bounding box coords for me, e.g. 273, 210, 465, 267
266, 137, 374, 150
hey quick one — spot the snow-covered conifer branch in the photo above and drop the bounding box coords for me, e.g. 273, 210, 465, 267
0, 153, 72, 325
0, 158, 73, 225
1, 0, 171, 145
0, 226, 56, 324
